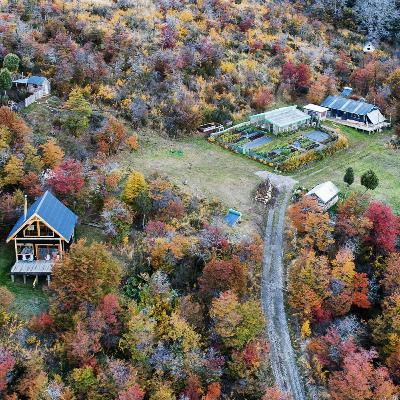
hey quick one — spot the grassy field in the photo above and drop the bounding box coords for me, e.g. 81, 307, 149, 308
120, 134, 269, 235
293, 123, 400, 213
0, 244, 49, 320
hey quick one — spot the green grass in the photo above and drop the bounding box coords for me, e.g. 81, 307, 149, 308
293, 123, 400, 213
119, 133, 268, 235
0, 244, 49, 320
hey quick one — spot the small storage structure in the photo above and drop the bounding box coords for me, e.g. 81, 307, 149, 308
306, 181, 339, 211
303, 104, 329, 121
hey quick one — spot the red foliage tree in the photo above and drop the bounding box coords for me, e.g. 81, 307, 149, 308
21, 171, 43, 198
118, 384, 145, 400
281, 61, 311, 91
204, 382, 221, 400
199, 256, 248, 299
47, 159, 85, 199
352, 273, 371, 309
328, 346, 397, 400
365, 202, 399, 253
0, 348, 15, 392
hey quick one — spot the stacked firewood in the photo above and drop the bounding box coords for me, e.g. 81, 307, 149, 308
255, 179, 275, 206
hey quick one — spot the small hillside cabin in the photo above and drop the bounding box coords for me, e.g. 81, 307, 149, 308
6, 191, 78, 284
306, 181, 339, 211
320, 95, 388, 132
13, 76, 51, 95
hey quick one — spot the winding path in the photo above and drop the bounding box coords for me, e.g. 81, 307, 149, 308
258, 172, 306, 400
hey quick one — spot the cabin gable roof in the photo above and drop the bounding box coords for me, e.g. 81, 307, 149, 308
6, 191, 78, 242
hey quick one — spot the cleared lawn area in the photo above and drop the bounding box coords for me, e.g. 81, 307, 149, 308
293, 123, 400, 213
119, 134, 269, 235
0, 243, 49, 320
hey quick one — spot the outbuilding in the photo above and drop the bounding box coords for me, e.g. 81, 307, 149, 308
249, 106, 311, 134
303, 104, 329, 121
320, 95, 387, 131
306, 181, 339, 211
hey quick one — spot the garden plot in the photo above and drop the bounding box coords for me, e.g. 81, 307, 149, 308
211, 124, 346, 171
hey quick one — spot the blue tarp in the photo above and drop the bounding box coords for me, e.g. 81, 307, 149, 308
7, 191, 78, 242
225, 209, 242, 227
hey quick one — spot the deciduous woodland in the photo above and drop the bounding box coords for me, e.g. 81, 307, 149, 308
0, 1, 399, 399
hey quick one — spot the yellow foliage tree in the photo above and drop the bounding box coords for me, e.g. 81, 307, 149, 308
41, 139, 64, 168
123, 171, 148, 205
301, 320, 311, 339
2, 155, 24, 186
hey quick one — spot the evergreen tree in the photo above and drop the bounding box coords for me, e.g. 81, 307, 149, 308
3, 53, 20, 72
0, 68, 12, 95
361, 169, 379, 191
343, 167, 354, 187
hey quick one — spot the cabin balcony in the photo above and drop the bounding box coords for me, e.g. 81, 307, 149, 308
11, 260, 53, 282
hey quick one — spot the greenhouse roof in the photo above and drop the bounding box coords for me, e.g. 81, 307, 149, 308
250, 106, 311, 128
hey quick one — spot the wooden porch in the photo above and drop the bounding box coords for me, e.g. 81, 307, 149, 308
11, 260, 52, 285
327, 117, 390, 133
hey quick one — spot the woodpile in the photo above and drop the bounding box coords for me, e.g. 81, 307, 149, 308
254, 179, 276, 206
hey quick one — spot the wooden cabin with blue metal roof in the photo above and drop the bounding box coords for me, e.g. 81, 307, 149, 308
6, 191, 77, 284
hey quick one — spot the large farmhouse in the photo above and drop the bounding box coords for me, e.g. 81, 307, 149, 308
321, 95, 388, 132
6, 191, 77, 284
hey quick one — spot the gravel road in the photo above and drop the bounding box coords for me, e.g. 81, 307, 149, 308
259, 172, 306, 400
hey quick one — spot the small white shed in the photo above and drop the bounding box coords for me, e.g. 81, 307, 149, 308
306, 181, 339, 210
304, 104, 329, 121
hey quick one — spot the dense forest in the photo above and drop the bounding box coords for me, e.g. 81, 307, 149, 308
0, 0, 399, 399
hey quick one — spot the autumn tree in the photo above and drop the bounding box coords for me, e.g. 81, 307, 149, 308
46, 159, 85, 200
251, 87, 273, 111
123, 171, 148, 206
365, 201, 399, 253
51, 239, 122, 317
40, 139, 64, 168
335, 192, 372, 242
0, 106, 30, 146
198, 256, 248, 299
381, 253, 400, 296
288, 249, 331, 319
2, 155, 24, 187
63, 88, 93, 135
97, 115, 128, 155
210, 291, 264, 350
372, 294, 400, 357
328, 346, 397, 400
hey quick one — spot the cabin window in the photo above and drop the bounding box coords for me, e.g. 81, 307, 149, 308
16, 243, 34, 255
24, 222, 39, 237
39, 223, 54, 237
